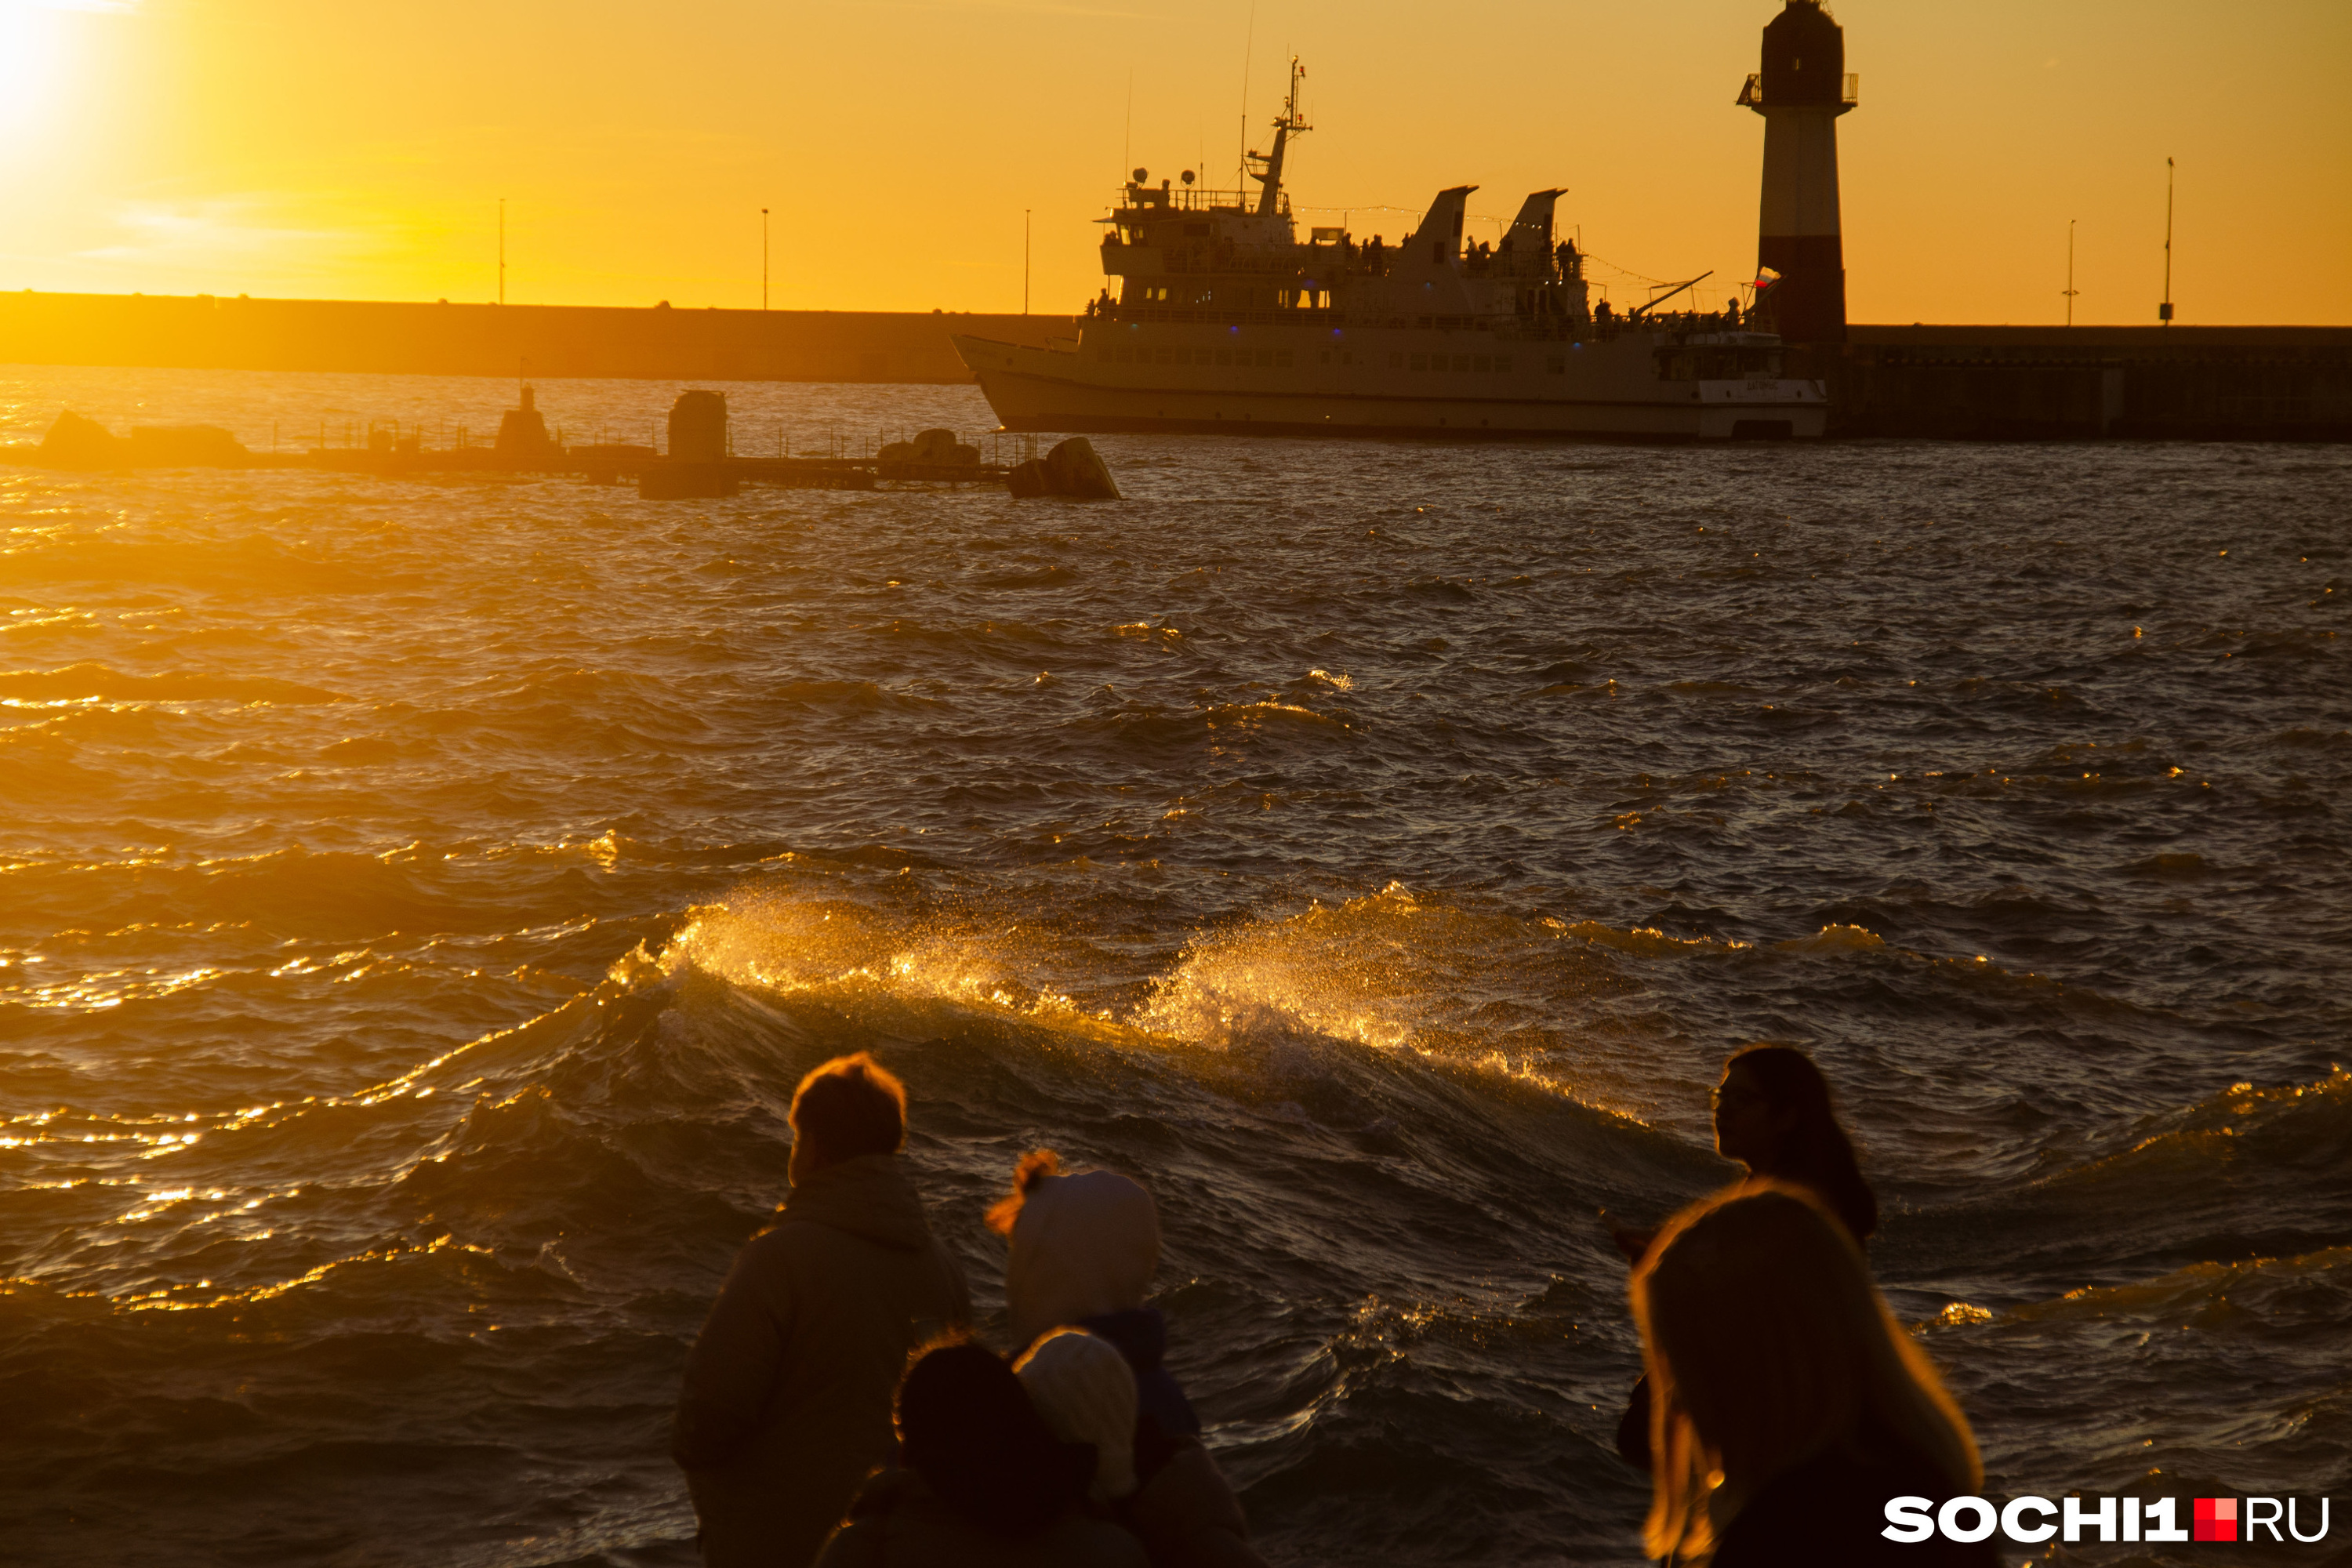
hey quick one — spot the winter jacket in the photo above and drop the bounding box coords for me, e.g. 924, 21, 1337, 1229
1077, 1308, 1261, 1568
1120, 1440, 1265, 1568
674, 1154, 971, 1568
815, 1468, 1149, 1568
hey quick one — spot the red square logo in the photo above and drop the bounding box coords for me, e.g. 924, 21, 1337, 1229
2194, 1498, 2238, 1542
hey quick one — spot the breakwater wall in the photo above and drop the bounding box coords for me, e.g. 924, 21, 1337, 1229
5, 293, 2347, 438
0, 291, 1080, 384
1817, 326, 2352, 441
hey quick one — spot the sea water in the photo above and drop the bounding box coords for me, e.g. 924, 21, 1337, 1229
2, 366, 2347, 1566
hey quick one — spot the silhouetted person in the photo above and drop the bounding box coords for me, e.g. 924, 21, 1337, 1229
1595, 298, 1615, 324
1613, 1046, 1878, 1468
993, 1152, 1265, 1568
1726, 297, 1743, 328
674, 1054, 971, 1568
1632, 1185, 1995, 1567
816, 1341, 1145, 1567
1017, 1329, 1141, 1506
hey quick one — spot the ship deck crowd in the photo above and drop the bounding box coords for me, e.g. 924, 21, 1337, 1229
673, 1049, 1999, 1567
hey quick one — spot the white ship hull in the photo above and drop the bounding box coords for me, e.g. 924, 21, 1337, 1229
956, 331, 1828, 441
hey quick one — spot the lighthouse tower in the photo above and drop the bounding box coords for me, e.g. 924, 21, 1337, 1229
1740, 0, 1855, 343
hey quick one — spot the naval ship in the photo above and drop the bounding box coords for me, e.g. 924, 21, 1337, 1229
954, 63, 1826, 441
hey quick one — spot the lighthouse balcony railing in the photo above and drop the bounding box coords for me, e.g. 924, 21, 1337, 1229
1735, 71, 1860, 107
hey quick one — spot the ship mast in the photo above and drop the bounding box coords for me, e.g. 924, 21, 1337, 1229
1247, 58, 1310, 218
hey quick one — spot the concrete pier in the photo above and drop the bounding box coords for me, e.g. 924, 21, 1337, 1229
0, 291, 1079, 384
1814, 326, 2352, 441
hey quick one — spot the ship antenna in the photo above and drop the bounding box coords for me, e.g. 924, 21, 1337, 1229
1250, 57, 1310, 218
1236, 2, 1255, 191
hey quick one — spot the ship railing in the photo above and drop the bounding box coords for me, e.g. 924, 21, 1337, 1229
1109, 306, 1349, 329
1116, 184, 1280, 216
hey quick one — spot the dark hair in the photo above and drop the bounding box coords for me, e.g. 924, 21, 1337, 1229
897, 1341, 1091, 1538
789, 1052, 906, 1164
985, 1148, 1062, 1236
1724, 1045, 1878, 1244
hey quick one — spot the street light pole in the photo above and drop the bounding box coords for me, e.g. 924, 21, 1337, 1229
498, 197, 506, 305
1023, 209, 1032, 315
2062, 219, 2078, 327
2159, 158, 2175, 325
762, 208, 770, 310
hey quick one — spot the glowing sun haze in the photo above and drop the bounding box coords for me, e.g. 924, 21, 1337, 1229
2, 0, 2347, 324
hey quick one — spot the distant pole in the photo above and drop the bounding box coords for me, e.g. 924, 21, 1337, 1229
2063, 219, 2078, 328
2159, 158, 2175, 325
762, 208, 770, 310
1024, 209, 1032, 315
499, 198, 506, 306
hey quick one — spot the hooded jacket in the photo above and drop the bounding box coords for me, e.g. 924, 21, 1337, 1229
1004, 1171, 1260, 1568
1006, 1170, 1160, 1348
674, 1153, 971, 1568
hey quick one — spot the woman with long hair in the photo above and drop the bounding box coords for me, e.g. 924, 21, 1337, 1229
1632, 1185, 1994, 1566
1613, 1045, 1877, 1468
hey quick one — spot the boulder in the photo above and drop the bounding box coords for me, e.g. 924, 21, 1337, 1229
37, 410, 128, 469
1041, 436, 1120, 499
1004, 459, 1051, 499
912, 427, 979, 464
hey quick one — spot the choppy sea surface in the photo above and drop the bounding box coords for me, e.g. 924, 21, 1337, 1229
2, 365, 2347, 1566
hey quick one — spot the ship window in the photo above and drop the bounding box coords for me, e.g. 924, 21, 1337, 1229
1342, 351, 1353, 365
1256, 350, 1273, 367
1494, 357, 1509, 372
1185, 223, 1210, 237
1319, 350, 1330, 365
1391, 353, 1405, 368
1116, 347, 1134, 363
1410, 354, 1426, 371
1452, 354, 1471, 372
1276, 350, 1292, 368
1473, 355, 1491, 372
1216, 350, 1232, 366
1547, 355, 1565, 374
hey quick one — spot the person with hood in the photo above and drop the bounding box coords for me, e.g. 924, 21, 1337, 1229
673, 1052, 970, 1568
991, 1152, 1265, 1568
815, 1340, 1145, 1568
1631, 1184, 1995, 1566
1014, 1329, 1140, 1507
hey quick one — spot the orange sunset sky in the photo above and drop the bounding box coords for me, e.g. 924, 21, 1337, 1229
2, 0, 2347, 325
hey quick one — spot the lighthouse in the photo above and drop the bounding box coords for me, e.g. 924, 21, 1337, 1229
1740, 0, 1856, 343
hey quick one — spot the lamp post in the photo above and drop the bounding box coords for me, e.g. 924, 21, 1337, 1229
2159, 158, 2175, 325
762, 208, 770, 310
1023, 209, 1032, 315
2062, 219, 2078, 327
498, 197, 506, 305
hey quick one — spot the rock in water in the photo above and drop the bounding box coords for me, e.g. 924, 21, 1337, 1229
912, 428, 979, 465
1005, 459, 1051, 499
37, 411, 128, 470
1043, 437, 1120, 499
